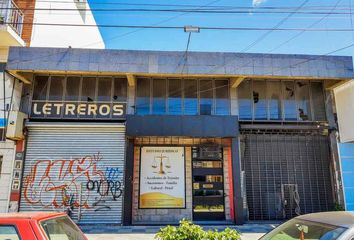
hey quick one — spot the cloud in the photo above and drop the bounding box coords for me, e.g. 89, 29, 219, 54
252, 0, 267, 7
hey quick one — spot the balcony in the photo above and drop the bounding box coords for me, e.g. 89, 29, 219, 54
0, 0, 25, 48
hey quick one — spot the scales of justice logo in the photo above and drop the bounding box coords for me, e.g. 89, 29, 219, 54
151, 154, 171, 175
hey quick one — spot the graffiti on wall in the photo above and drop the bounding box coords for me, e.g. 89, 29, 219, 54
22, 153, 123, 212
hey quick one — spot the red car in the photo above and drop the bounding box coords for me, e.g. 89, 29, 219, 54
0, 212, 87, 240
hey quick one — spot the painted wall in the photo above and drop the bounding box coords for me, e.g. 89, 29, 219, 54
339, 143, 354, 210
0, 141, 15, 213
30, 0, 105, 49
334, 80, 354, 143
0, 71, 23, 127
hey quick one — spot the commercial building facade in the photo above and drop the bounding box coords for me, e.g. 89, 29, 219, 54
5, 47, 354, 225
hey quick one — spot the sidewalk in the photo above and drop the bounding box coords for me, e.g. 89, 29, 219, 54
86, 233, 264, 240
83, 224, 277, 240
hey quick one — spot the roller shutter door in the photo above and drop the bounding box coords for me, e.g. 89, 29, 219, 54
20, 123, 126, 224
241, 133, 333, 221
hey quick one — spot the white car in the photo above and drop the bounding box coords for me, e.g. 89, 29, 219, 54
260, 211, 354, 240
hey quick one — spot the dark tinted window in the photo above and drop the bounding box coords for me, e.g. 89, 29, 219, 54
184, 79, 198, 115
215, 80, 230, 115
136, 78, 150, 115
238, 79, 326, 121
152, 78, 166, 115
200, 80, 213, 115
296, 80, 311, 121
97, 77, 112, 101
49, 76, 65, 101
283, 81, 297, 120
65, 76, 81, 101
33, 75, 49, 100
81, 77, 96, 102
311, 82, 326, 121
268, 81, 282, 120
238, 80, 252, 120
168, 78, 182, 115
113, 77, 127, 102
253, 80, 267, 120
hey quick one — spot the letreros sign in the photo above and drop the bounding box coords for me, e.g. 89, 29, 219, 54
31, 101, 126, 119
139, 146, 185, 209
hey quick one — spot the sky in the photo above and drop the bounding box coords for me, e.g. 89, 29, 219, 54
88, 0, 354, 57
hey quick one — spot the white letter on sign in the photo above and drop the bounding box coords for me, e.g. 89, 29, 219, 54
99, 105, 110, 116
33, 103, 41, 115
43, 103, 52, 115
113, 104, 124, 116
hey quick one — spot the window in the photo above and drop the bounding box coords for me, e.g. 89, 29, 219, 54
283, 81, 297, 120
183, 79, 198, 115
136, 78, 150, 115
33, 75, 49, 100
33, 75, 128, 103
311, 82, 326, 121
65, 76, 81, 101
40, 216, 85, 240
238, 80, 252, 120
296, 80, 311, 121
268, 81, 282, 120
152, 78, 166, 114
136, 78, 230, 115
253, 80, 267, 120
113, 78, 127, 102
215, 80, 230, 115
97, 77, 112, 101
81, 77, 96, 102
168, 79, 182, 115
48, 76, 65, 101
199, 80, 213, 115
0, 225, 20, 240
238, 80, 326, 121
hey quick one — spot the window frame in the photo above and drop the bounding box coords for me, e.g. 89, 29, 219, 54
238, 79, 326, 122
135, 77, 230, 116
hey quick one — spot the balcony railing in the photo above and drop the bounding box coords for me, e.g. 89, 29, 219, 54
0, 0, 24, 36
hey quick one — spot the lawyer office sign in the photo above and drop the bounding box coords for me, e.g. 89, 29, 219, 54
30, 101, 126, 120
139, 146, 185, 209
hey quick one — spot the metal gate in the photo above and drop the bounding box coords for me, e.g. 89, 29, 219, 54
19, 123, 126, 224
241, 132, 333, 221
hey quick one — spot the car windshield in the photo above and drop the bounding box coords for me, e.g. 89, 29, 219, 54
260, 218, 347, 240
40, 216, 85, 240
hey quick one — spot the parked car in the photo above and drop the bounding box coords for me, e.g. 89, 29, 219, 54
260, 211, 354, 240
0, 212, 87, 240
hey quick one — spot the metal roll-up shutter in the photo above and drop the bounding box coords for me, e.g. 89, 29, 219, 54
241, 132, 333, 221
20, 123, 126, 224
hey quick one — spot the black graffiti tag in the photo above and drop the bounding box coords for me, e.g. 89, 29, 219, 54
86, 179, 122, 200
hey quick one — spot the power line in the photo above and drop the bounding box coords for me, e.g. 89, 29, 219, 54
241, 0, 310, 53
3, 7, 354, 15
4, 22, 354, 32
269, 0, 344, 53
30, 0, 354, 10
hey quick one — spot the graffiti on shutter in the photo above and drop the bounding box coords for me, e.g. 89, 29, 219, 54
22, 152, 123, 212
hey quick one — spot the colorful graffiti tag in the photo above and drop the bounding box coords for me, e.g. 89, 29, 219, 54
22, 153, 123, 212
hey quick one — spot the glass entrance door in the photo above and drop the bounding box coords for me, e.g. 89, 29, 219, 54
192, 146, 225, 221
